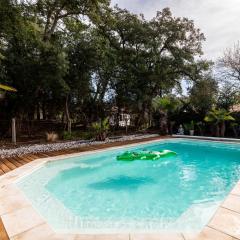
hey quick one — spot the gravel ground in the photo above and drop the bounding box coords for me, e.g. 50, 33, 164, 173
0, 134, 159, 158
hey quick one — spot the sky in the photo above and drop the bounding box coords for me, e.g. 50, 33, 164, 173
111, 0, 240, 61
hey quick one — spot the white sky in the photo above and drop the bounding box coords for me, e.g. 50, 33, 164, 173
111, 0, 240, 61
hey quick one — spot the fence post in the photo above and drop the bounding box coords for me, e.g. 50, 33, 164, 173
12, 118, 16, 144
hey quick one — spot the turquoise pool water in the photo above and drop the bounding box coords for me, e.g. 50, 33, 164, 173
17, 139, 240, 232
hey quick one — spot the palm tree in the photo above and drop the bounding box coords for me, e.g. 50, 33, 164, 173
152, 96, 179, 135
0, 83, 17, 100
92, 117, 109, 141
0, 84, 17, 92
204, 109, 235, 137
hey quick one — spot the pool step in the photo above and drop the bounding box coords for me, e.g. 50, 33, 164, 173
172, 201, 220, 231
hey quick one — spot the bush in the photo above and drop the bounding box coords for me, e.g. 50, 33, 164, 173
46, 132, 59, 142
92, 118, 109, 141
62, 131, 73, 140
62, 130, 95, 141
78, 131, 95, 140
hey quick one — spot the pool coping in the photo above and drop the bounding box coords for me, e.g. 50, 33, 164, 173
172, 134, 240, 143
1, 137, 240, 240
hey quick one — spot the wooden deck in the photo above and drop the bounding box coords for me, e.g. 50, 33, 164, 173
0, 136, 165, 176
0, 217, 9, 240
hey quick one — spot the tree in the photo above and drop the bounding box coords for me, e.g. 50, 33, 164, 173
217, 82, 240, 111
204, 109, 235, 137
98, 7, 209, 128
219, 42, 240, 82
189, 75, 218, 117
0, 1, 214, 138
0, 0, 110, 122
21, 0, 110, 42
152, 96, 179, 134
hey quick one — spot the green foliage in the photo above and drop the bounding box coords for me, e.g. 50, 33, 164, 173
189, 76, 218, 116
92, 117, 109, 141
152, 96, 179, 113
0, 0, 212, 134
79, 131, 95, 140
217, 83, 240, 110
62, 131, 74, 140
204, 109, 235, 137
0, 84, 17, 92
195, 121, 205, 132
204, 109, 235, 124
152, 95, 181, 134
184, 120, 195, 131
62, 130, 94, 140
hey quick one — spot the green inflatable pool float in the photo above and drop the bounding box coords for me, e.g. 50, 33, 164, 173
117, 150, 176, 161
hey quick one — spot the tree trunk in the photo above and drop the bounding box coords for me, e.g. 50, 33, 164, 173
65, 95, 71, 134
42, 101, 46, 120
160, 111, 168, 135
169, 121, 175, 135
215, 124, 220, 137
232, 125, 238, 138
36, 102, 40, 120
220, 122, 226, 137
198, 126, 203, 136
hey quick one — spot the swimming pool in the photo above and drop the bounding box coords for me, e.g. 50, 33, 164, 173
17, 139, 240, 233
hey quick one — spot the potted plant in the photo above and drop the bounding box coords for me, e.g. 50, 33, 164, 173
189, 121, 195, 136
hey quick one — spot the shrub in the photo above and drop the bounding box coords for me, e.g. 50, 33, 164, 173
46, 132, 59, 142
92, 118, 109, 141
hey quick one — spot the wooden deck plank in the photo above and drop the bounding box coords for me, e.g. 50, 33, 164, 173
27, 154, 40, 160
26, 154, 37, 160
56, 150, 72, 155
5, 157, 22, 167
42, 151, 55, 156
15, 156, 30, 164
57, 150, 72, 154
0, 168, 5, 175
47, 151, 59, 156
21, 155, 36, 162
48, 151, 65, 156
0, 217, 9, 240
1, 158, 18, 170
0, 161, 11, 173
11, 156, 28, 165
35, 152, 50, 158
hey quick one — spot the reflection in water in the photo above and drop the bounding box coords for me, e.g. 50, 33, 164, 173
88, 175, 155, 191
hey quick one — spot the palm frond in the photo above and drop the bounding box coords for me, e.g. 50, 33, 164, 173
0, 84, 17, 92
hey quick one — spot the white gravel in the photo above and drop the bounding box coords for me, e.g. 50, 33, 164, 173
0, 134, 159, 158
